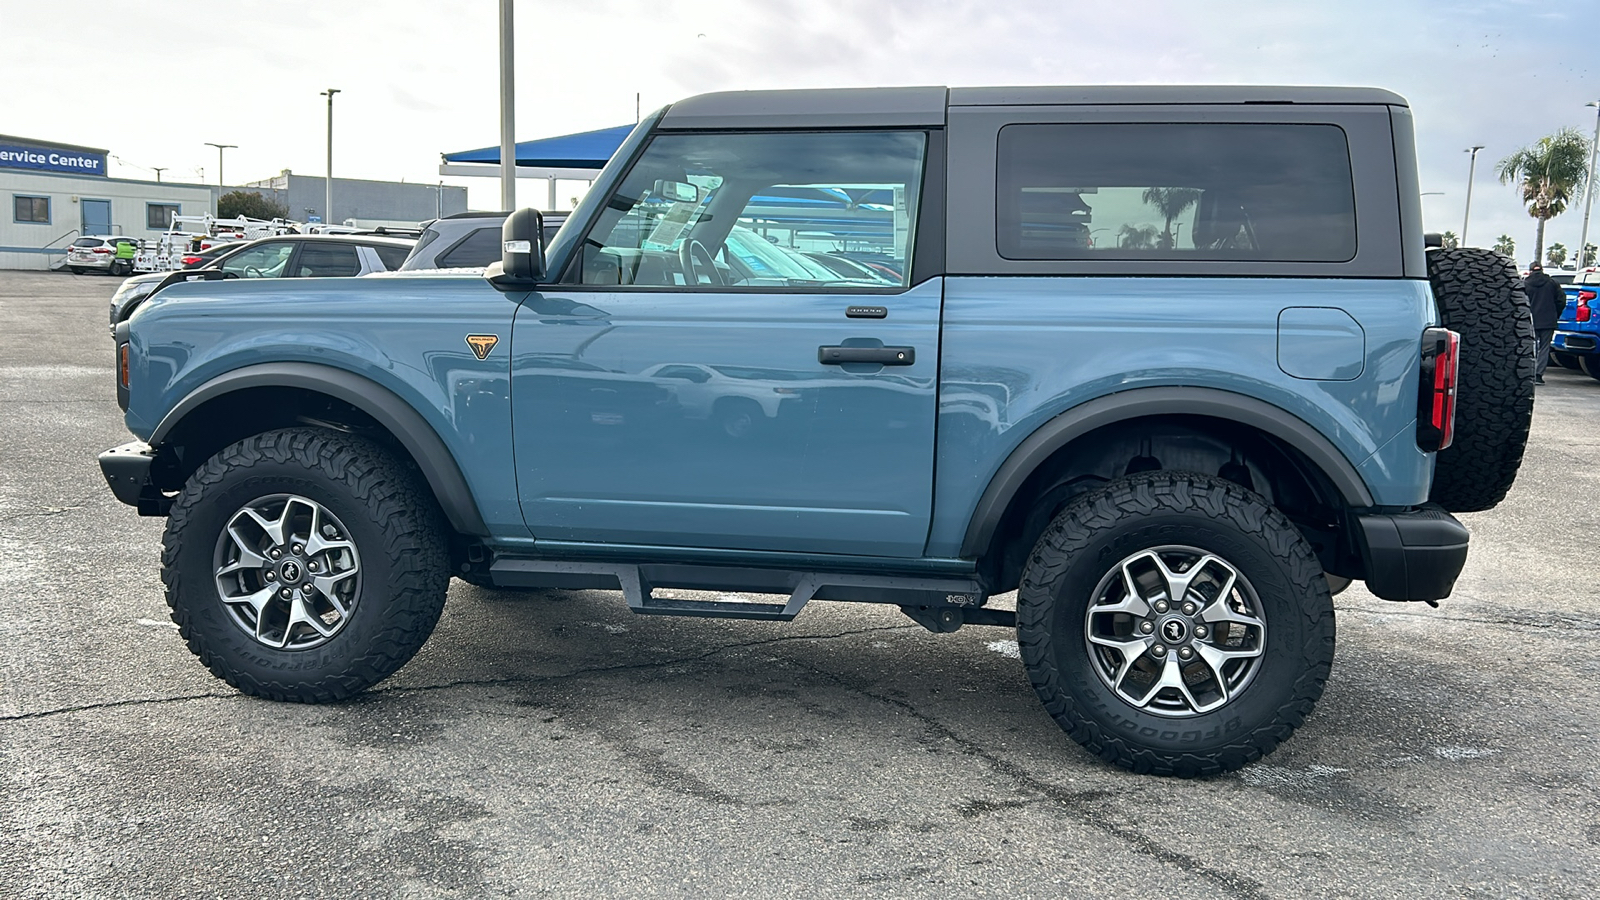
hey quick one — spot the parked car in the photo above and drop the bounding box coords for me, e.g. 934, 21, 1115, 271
179, 241, 245, 269
66, 236, 139, 275
107, 233, 415, 333
100, 85, 1532, 777
400, 210, 567, 271
1552, 269, 1600, 375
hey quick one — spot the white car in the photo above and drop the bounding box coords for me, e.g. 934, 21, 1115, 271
65, 236, 139, 275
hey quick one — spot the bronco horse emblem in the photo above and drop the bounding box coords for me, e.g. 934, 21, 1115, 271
465, 334, 499, 360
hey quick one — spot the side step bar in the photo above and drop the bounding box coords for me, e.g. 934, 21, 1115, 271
489, 559, 992, 623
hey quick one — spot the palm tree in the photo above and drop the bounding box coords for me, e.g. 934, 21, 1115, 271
1142, 187, 1202, 250
1497, 128, 1591, 265
1118, 224, 1160, 249
1493, 234, 1516, 257
1548, 242, 1568, 268
1440, 231, 1459, 250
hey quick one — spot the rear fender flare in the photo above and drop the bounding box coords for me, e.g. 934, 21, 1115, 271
958, 386, 1374, 557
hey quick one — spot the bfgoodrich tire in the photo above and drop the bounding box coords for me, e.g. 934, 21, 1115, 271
1017, 471, 1334, 777
1425, 248, 1535, 512
161, 428, 449, 702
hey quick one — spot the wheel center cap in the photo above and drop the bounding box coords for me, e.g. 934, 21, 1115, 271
1160, 617, 1189, 644
278, 560, 304, 584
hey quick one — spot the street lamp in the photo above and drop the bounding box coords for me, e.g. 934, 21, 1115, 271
321, 88, 341, 225
498, 0, 516, 211
1578, 102, 1600, 268
151, 166, 167, 183
1462, 146, 1484, 248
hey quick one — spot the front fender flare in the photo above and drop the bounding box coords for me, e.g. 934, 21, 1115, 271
150, 362, 488, 536
958, 386, 1376, 557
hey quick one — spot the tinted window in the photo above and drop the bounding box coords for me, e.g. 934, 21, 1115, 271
996, 124, 1356, 262
146, 203, 181, 230
219, 242, 294, 278
71, 237, 101, 248
437, 227, 501, 268
371, 244, 410, 271
14, 195, 49, 223
575, 131, 925, 288
295, 243, 362, 276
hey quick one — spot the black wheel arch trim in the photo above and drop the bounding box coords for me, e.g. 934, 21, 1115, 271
958, 386, 1376, 557
149, 362, 489, 536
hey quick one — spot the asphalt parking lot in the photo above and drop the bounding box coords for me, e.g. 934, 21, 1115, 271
1, 268, 1596, 899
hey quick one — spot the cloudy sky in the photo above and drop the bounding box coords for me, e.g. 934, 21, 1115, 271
6, 0, 1598, 258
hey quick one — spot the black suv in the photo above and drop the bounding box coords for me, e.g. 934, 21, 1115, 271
399, 210, 568, 271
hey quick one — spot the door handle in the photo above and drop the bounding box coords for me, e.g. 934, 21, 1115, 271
818, 345, 915, 366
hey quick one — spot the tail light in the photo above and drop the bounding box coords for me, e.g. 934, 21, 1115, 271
92, 247, 112, 254
1580, 298, 1592, 323
1416, 327, 1459, 452
181, 255, 203, 266
1581, 290, 1597, 301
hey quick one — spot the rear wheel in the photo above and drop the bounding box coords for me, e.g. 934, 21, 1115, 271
162, 428, 449, 702
1553, 350, 1580, 370
1017, 471, 1334, 776
1424, 248, 1535, 512
1579, 355, 1600, 383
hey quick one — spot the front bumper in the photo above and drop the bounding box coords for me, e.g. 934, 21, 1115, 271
98, 441, 171, 515
1355, 506, 1469, 602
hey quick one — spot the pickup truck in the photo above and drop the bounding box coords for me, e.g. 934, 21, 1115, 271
1552, 270, 1600, 377
99, 86, 1533, 776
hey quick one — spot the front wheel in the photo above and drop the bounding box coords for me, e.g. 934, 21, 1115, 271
1017, 471, 1334, 776
161, 428, 449, 702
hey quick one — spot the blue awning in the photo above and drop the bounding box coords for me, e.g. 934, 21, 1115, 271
443, 124, 633, 169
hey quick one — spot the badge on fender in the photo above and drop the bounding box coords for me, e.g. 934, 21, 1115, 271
465, 334, 499, 360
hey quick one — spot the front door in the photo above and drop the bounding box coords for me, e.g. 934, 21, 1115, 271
81, 199, 111, 236
511, 129, 939, 558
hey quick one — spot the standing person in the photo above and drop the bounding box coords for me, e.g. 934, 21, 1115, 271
1525, 263, 1565, 385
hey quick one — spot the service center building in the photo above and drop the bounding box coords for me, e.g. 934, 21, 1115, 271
2, 134, 215, 270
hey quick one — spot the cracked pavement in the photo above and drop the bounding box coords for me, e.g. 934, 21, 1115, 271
1, 270, 1597, 898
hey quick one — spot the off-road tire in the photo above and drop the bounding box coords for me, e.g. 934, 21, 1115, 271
1424, 247, 1534, 512
1016, 471, 1335, 777
162, 428, 449, 702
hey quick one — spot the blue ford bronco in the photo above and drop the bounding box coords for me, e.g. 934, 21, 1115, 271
100, 86, 1534, 775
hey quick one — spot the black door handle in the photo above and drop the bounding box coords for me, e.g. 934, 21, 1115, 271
818, 345, 916, 366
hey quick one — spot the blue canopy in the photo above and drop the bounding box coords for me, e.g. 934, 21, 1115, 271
443, 124, 633, 169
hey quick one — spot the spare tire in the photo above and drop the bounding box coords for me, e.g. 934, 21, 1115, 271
1425, 248, 1535, 512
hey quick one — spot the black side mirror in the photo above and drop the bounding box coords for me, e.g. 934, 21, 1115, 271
486, 208, 546, 291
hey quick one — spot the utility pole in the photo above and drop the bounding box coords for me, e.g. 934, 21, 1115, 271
1462, 146, 1484, 248
1579, 102, 1600, 268
498, 0, 516, 211
151, 166, 167, 183
321, 89, 341, 225
204, 143, 236, 215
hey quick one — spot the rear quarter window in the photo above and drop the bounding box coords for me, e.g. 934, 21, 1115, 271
372, 244, 410, 270
996, 123, 1357, 263
437, 226, 501, 268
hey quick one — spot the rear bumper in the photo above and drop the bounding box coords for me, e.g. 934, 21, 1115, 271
1554, 331, 1597, 352
98, 441, 171, 515
1355, 506, 1469, 602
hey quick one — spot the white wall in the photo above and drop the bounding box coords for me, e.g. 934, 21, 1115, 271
2, 170, 214, 270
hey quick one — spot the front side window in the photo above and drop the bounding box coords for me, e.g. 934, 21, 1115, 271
14, 195, 49, 224
218, 242, 294, 278
996, 124, 1357, 262
147, 203, 180, 230
575, 131, 926, 289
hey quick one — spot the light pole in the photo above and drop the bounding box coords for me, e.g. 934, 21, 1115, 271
151, 166, 167, 183
321, 88, 341, 225
1578, 102, 1600, 268
498, 0, 516, 211
1462, 146, 1484, 248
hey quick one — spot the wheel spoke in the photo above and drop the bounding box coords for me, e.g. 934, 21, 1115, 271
312, 572, 355, 612
222, 585, 275, 614
216, 544, 268, 578
239, 508, 287, 548
1133, 655, 1198, 711
287, 593, 335, 638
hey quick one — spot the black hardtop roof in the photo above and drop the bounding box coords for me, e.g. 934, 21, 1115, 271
659, 85, 1408, 129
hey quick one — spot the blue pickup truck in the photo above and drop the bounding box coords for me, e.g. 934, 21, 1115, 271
1552, 270, 1600, 376
99, 86, 1533, 776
